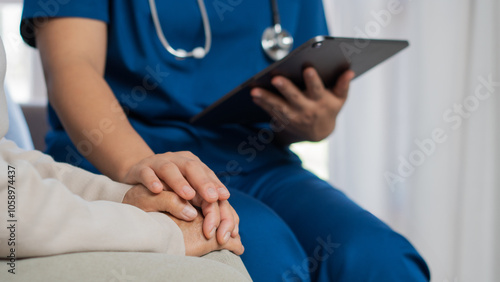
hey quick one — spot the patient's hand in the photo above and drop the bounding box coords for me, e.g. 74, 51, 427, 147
123, 184, 198, 221
123, 185, 240, 245
167, 212, 244, 257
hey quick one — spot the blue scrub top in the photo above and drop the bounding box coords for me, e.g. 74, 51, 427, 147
21, 0, 329, 177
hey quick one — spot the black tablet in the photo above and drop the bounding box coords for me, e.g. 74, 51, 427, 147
190, 36, 409, 125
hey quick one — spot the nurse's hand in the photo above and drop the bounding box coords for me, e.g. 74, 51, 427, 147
123, 151, 230, 200
251, 68, 355, 144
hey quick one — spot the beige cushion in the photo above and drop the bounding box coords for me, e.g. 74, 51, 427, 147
0, 250, 251, 281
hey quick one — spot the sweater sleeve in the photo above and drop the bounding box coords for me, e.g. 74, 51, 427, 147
0, 139, 185, 258
0, 139, 131, 203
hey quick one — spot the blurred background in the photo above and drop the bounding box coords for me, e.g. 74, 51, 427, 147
326, 1, 499, 281
1, 0, 498, 281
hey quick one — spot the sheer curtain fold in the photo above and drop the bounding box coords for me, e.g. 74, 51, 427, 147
325, 1, 499, 281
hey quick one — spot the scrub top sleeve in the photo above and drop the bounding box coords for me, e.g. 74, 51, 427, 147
20, 0, 109, 47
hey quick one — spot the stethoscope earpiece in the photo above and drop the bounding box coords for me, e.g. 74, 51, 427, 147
150, 0, 292, 61
192, 47, 206, 59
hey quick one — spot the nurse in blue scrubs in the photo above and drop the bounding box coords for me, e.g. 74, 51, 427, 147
21, 1, 430, 281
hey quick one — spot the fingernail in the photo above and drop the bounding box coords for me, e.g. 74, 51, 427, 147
272, 78, 283, 87
224, 232, 231, 244
307, 69, 315, 78
251, 89, 262, 98
347, 71, 355, 80
210, 227, 216, 238
234, 225, 239, 235
152, 181, 162, 191
182, 206, 197, 219
207, 187, 218, 199
182, 185, 194, 196
218, 187, 230, 197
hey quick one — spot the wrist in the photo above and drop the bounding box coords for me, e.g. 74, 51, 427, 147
116, 149, 156, 183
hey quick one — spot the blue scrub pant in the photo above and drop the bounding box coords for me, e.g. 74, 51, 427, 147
225, 161, 430, 282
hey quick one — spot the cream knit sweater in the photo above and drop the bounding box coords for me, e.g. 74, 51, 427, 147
0, 38, 185, 259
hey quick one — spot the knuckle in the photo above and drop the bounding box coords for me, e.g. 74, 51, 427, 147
281, 80, 292, 90
313, 82, 323, 92
163, 192, 176, 202
144, 154, 157, 162
184, 159, 200, 170
301, 111, 317, 125
158, 161, 176, 172
274, 104, 286, 115
162, 151, 174, 158
227, 218, 236, 228
221, 209, 232, 221
138, 167, 151, 179
172, 178, 189, 189
201, 199, 212, 210
213, 209, 221, 221
260, 98, 272, 109
179, 151, 198, 159
165, 192, 182, 206
288, 91, 300, 101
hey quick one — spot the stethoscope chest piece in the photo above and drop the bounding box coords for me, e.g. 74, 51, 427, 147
261, 0, 293, 61
261, 24, 293, 61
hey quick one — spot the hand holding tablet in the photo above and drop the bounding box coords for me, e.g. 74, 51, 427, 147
190, 36, 409, 125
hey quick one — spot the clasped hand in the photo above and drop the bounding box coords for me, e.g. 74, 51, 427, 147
122, 151, 240, 254
120, 68, 353, 256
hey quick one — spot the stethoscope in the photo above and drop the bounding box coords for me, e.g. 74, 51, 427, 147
149, 0, 293, 61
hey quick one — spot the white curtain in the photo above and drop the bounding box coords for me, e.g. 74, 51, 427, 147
324, 0, 500, 281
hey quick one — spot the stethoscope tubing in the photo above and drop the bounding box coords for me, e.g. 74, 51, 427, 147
149, 0, 291, 61
149, 0, 211, 59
